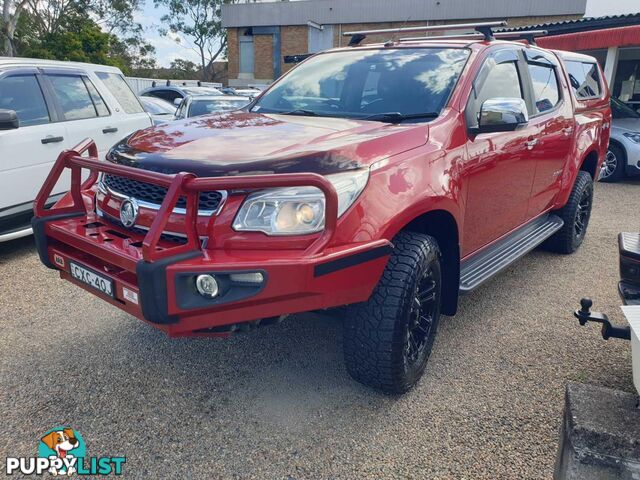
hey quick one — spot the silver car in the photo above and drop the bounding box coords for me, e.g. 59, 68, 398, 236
174, 95, 251, 119
600, 98, 640, 182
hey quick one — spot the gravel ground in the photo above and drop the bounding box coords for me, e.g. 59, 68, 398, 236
0, 178, 637, 479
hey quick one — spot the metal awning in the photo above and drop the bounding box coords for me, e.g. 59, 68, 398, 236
538, 24, 640, 51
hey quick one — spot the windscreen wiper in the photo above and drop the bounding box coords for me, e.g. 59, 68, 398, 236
276, 109, 322, 117
360, 112, 440, 123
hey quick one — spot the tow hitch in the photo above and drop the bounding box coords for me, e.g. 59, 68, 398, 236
571, 232, 640, 396
574, 298, 630, 340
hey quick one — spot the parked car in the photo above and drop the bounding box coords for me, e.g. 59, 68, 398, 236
220, 87, 261, 98
139, 96, 176, 125
140, 86, 223, 106
174, 95, 250, 119
32, 24, 610, 393
599, 97, 640, 182
0, 58, 152, 242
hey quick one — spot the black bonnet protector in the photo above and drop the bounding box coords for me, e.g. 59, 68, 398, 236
106, 111, 427, 177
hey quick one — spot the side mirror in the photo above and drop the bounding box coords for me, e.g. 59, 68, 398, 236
0, 109, 19, 130
173, 98, 182, 107
476, 98, 528, 134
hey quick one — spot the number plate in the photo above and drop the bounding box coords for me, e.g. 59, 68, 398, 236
69, 261, 114, 298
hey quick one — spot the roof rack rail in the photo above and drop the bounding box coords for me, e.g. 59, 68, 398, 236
400, 30, 548, 45
343, 21, 507, 46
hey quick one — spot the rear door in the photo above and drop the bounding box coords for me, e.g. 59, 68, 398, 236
0, 69, 67, 211
92, 71, 152, 147
462, 46, 539, 255
41, 69, 117, 159
521, 49, 574, 217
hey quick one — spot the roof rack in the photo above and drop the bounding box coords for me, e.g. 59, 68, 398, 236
343, 21, 507, 46
400, 30, 548, 45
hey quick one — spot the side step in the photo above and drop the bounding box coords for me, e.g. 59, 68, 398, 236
459, 214, 564, 293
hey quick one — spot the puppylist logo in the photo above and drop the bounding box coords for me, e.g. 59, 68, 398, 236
5, 427, 125, 476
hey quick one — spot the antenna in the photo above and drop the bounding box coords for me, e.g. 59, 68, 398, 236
386, 16, 413, 46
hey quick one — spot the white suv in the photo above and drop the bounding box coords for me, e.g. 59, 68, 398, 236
0, 58, 152, 242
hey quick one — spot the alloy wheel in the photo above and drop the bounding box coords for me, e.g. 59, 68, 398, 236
574, 188, 591, 238
404, 267, 438, 368
599, 150, 617, 180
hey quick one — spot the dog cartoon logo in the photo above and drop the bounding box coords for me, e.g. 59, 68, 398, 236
38, 427, 85, 476
5, 426, 125, 476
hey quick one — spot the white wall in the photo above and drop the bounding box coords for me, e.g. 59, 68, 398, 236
585, 0, 640, 17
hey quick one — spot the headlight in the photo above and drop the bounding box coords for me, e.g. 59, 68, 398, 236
233, 169, 369, 235
623, 132, 640, 144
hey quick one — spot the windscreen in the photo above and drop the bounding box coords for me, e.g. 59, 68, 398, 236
143, 97, 176, 115
252, 48, 469, 120
189, 99, 250, 117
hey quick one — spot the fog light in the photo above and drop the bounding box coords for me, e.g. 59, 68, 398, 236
195, 274, 219, 298
229, 272, 265, 284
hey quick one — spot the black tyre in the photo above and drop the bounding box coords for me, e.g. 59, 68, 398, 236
343, 231, 442, 394
599, 143, 625, 182
544, 171, 594, 254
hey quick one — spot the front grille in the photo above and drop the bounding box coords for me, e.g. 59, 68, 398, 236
102, 174, 224, 212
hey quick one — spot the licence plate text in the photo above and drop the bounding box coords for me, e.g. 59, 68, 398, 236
69, 261, 114, 297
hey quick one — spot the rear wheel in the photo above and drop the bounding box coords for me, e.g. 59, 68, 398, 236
343, 232, 442, 394
544, 170, 594, 254
599, 143, 625, 182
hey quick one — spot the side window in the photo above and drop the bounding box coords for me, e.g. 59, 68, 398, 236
176, 100, 187, 118
150, 90, 180, 104
96, 72, 144, 114
83, 78, 110, 116
0, 74, 50, 127
565, 61, 602, 99
467, 56, 523, 128
47, 75, 99, 121
526, 63, 561, 114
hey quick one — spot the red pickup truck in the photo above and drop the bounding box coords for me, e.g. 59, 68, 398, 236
33, 23, 610, 393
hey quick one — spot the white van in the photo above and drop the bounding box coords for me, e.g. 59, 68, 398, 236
0, 58, 152, 242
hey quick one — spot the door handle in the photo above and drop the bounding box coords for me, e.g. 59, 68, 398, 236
41, 136, 64, 144
562, 126, 574, 136
102, 127, 118, 134
525, 138, 538, 150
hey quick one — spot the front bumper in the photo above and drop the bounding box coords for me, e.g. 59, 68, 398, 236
34, 213, 390, 336
32, 140, 392, 336
614, 133, 640, 176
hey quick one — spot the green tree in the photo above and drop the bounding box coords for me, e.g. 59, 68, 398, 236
168, 58, 199, 79
87, 0, 156, 70
1, 0, 30, 55
154, 0, 235, 81
12, 0, 156, 72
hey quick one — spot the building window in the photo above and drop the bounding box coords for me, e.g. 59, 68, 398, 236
239, 35, 254, 75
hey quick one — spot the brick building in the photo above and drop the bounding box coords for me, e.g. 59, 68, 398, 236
221, 0, 587, 87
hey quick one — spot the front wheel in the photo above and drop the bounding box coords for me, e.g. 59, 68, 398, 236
544, 170, 594, 254
343, 232, 442, 394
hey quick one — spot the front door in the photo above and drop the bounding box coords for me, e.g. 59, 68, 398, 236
461, 47, 539, 256
0, 70, 67, 212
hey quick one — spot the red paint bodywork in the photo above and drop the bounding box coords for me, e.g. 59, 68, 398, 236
33, 40, 610, 336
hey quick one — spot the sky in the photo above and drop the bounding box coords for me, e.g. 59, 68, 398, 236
139, 0, 640, 68
135, 3, 205, 68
